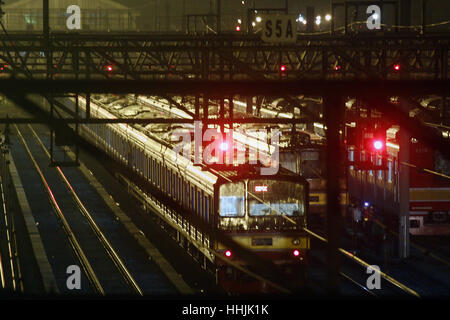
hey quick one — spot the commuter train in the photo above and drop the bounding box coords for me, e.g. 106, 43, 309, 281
136, 95, 348, 229
347, 127, 450, 236
69, 94, 310, 293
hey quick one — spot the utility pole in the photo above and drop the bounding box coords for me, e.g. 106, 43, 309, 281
217, 0, 221, 33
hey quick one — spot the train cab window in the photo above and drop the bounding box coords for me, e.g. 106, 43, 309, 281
248, 180, 305, 216
219, 182, 245, 217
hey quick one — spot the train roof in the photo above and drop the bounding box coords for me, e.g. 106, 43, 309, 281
83, 95, 308, 188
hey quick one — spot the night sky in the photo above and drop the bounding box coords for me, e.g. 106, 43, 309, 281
1, 0, 449, 31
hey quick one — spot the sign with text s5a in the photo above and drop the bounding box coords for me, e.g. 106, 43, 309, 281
261, 14, 297, 43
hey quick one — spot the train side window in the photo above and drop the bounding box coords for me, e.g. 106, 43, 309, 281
186, 184, 190, 209
377, 157, 383, 179
157, 162, 160, 187
180, 178, 183, 203
191, 186, 195, 213
177, 177, 181, 202
349, 149, 354, 170
198, 191, 202, 218
140, 150, 143, 173
163, 166, 167, 192
138, 149, 141, 173
149, 158, 153, 182
205, 195, 210, 223
168, 170, 172, 196
388, 160, 393, 182
173, 173, 177, 199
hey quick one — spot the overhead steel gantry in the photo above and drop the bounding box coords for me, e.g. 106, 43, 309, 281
0, 32, 448, 81
0, 31, 447, 129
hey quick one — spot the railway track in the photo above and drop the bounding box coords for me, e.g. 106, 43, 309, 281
0, 172, 23, 293
10, 123, 178, 295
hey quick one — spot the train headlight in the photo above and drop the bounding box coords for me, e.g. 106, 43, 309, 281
292, 238, 301, 245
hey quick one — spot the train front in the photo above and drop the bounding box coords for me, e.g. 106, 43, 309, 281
215, 172, 309, 293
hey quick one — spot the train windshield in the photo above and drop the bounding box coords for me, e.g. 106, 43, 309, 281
300, 149, 323, 179
248, 180, 305, 217
219, 182, 245, 217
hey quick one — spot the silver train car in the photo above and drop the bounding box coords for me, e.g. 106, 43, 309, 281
70, 95, 311, 293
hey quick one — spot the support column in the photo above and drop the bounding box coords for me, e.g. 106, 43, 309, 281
306, 6, 315, 33
246, 96, 253, 115
324, 93, 343, 295
398, 128, 410, 258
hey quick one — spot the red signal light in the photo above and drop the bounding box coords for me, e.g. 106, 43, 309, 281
280, 65, 286, 72
373, 140, 384, 151
220, 142, 229, 151
225, 250, 232, 258
236, 25, 241, 31
293, 249, 300, 257
393, 64, 400, 71
106, 65, 113, 72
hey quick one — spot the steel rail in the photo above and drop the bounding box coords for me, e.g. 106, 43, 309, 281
14, 124, 105, 295
302, 227, 421, 298
28, 124, 144, 296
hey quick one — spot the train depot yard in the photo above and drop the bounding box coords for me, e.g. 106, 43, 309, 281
0, 0, 448, 315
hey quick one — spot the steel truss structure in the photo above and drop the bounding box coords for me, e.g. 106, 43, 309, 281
0, 33, 447, 81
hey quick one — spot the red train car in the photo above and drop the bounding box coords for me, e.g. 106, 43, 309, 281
348, 127, 450, 236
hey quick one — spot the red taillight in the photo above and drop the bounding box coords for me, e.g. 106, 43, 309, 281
293, 249, 300, 257
225, 250, 232, 258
